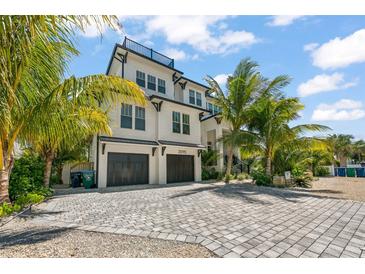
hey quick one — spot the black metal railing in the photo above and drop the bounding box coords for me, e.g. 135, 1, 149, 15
123, 37, 174, 68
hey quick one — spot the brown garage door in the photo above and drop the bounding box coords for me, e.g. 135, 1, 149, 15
107, 152, 148, 187
167, 154, 194, 183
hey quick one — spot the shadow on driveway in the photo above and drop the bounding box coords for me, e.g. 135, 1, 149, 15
167, 183, 339, 205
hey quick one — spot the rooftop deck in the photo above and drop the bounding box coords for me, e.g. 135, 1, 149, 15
122, 37, 175, 68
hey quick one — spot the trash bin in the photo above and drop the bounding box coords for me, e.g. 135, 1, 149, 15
81, 170, 95, 189
356, 168, 365, 177
346, 168, 356, 177
337, 167, 346, 177
70, 172, 82, 188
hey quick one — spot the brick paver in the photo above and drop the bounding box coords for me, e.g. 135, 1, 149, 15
32, 183, 365, 258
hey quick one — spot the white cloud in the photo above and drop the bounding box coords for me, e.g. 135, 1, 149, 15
163, 48, 200, 61
312, 99, 365, 121
297, 73, 357, 97
267, 15, 305, 27
303, 43, 319, 52
310, 29, 365, 69
145, 16, 258, 54
214, 74, 231, 87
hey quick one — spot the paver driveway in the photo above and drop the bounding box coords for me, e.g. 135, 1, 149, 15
32, 183, 365, 258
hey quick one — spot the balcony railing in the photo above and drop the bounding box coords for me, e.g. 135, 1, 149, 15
122, 37, 174, 68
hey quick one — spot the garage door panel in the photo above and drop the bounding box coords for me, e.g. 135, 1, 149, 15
167, 154, 194, 183
107, 153, 148, 186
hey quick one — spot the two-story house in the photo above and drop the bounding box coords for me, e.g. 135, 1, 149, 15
90, 38, 239, 188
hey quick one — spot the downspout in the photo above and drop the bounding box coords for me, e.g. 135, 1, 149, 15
96, 135, 99, 188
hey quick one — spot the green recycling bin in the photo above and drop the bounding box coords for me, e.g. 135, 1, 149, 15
81, 170, 95, 189
346, 168, 356, 177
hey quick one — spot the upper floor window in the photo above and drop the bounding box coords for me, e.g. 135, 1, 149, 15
135, 106, 145, 131
172, 111, 181, 133
121, 104, 133, 129
136, 70, 145, 87
213, 104, 221, 114
147, 75, 156, 91
182, 114, 190, 135
158, 78, 166, 94
189, 90, 195, 105
196, 92, 202, 106
207, 102, 213, 113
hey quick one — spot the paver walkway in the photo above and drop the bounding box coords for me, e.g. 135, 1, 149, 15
31, 183, 365, 258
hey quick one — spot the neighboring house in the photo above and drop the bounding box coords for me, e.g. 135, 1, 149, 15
90, 37, 239, 188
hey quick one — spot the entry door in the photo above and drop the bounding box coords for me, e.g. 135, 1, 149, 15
107, 152, 148, 187
166, 154, 194, 183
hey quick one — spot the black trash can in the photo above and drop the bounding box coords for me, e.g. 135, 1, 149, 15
70, 172, 82, 188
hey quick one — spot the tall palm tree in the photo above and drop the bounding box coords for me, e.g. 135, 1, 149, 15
352, 140, 365, 163
244, 94, 329, 176
0, 15, 137, 202
205, 58, 263, 177
327, 134, 354, 166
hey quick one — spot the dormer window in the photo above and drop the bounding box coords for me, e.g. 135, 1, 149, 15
196, 92, 202, 106
136, 70, 145, 87
147, 75, 156, 91
189, 89, 202, 106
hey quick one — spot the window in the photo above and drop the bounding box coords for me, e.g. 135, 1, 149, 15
147, 75, 156, 90
172, 111, 181, 133
189, 90, 195, 105
135, 106, 145, 131
207, 102, 213, 113
196, 92, 202, 106
213, 104, 220, 114
182, 114, 190, 135
136, 70, 145, 87
158, 78, 166, 94
121, 104, 132, 129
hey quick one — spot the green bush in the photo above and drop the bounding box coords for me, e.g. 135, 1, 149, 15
223, 174, 235, 183
314, 166, 330, 177
201, 167, 219, 180
0, 192, 46, 218
237, 173, 250, 181
9, 152, 46, 201
252, 170, 272, 186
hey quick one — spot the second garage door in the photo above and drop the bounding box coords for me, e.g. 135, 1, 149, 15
166, 154, 194, 183
107, 152, 148, 187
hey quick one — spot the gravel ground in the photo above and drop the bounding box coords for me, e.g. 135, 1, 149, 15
296, 177, 365, 202
0, 218, 215, 258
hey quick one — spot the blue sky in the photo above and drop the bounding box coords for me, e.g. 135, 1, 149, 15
69, 16, 365, 140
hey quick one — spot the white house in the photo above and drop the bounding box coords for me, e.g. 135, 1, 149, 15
90, 38, 239, 188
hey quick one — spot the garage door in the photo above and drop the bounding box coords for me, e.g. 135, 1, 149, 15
167, 154, 194, 183
107, 152, 148, 187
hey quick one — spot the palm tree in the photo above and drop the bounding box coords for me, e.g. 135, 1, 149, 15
205, 58, 263, 177
0, 15, 135, 202
351, 140, 365, 164
327, 134, 354, 166
243, 94, 329, 176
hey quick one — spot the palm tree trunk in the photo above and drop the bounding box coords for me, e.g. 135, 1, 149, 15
0, 169, 10, 203
265, 156, 271, 176
226, 149, 233, 177
43, 152, 54, 187
56, 164, 63, 184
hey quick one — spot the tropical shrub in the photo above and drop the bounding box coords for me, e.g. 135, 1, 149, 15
237, 173, 250, 181
202, 167, 219, 180
9, 152, 51, 201
314, 166, 330, 177
0, 193, 46, 218
252, 170, 272, 186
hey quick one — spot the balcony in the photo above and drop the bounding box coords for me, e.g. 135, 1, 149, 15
122, 37, 174, 68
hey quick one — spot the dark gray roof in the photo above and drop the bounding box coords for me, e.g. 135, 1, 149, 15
99, 136, 159, 146
158, 140, 205, 148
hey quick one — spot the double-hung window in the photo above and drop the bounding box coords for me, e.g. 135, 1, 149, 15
182, 114, 190, 135
135, 106, 145, 131
189, 90, 195, 105
172, 111, 181, 133
136, 70, 145, 87
207, 102, 213, 113
213, 104, 220, 114
158, 78, 166, 94
121, 104, 133, 129
196, 92, 202, 106
147, 75, 156, 91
